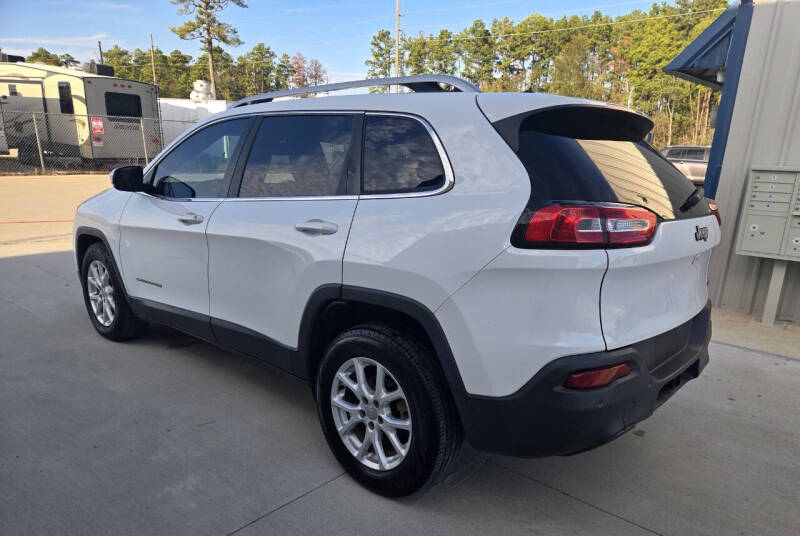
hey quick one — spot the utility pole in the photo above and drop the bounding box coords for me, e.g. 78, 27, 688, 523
97, 41, 104, 64
395, 0, 400, 92
149, 34, 157, 85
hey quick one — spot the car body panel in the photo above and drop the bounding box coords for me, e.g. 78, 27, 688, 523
435, 247, 608, 397
73, 187, 130, 271
206, 197, 358, 348
601, 214, 720, 349
118, 193, 220, 315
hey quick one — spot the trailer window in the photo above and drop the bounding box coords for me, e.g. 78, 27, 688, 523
58, 82, 74, 114
105, 92, 141, 118
8, 84, 19, 97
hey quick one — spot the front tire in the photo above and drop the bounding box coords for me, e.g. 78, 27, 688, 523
316, 325, 462, 496
81, 242, 146, 341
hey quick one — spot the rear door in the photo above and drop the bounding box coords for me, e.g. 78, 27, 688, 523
118, 117, 251, 327
205, 113, 361, 369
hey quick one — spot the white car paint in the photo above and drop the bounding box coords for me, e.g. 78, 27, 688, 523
601, 214, 720, 349
435, 248, 609, 396
119, 194, 221, 315
206, 197, 357, 348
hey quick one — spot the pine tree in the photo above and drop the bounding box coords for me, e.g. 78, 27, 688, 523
26, 48, 62, 66
170, 0, 248, 99
365, 29, 394, 92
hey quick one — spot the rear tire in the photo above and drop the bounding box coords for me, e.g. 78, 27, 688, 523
81, 242, 146, 341
315, 324, 462, 496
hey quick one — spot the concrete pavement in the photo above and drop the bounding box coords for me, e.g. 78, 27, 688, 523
1, 175, 799, 535
1, 247, 799, 535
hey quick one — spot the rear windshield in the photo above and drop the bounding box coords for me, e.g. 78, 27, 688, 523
515, 130, 710, 220
105, 92, 142, 118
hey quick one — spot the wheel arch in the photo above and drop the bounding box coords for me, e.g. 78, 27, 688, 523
74, 226, 129, 297
297, 285, 470, 421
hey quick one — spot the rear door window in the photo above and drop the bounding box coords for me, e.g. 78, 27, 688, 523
515, 130, 708, 220
238, 114, 357, 197
105, 92, 142, 118
362, 115, 445, 194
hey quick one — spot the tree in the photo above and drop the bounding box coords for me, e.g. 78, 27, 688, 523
26, 47, 61, 66
170, 0, 248, 99
550, 34, 594, 99
428, 29, 457, 74
365, 29, 394, 91
58, 54, 79, 68
289, 53, 307, 88
458, 20, 494, 87
404, 32, 429, 75
274, 53, 293, 90
307, 59, 327, 86
237, 43, 276, 95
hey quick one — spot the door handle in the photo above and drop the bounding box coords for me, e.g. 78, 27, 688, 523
295, 219, 338, 235
177, 212, 204, 225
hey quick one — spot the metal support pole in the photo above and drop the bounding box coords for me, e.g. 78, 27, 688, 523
394, 0, 400, 93
140, 117, 149, 165
761, 259, 788, 327
31, 113, 46, 174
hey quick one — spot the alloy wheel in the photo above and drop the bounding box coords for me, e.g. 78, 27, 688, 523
86, 259, 115, 327
330, 356, 412, 471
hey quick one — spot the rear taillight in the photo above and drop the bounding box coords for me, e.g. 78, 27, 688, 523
564, 363, 631, 389
708, 201, 722, 226
523, 203, 657, 248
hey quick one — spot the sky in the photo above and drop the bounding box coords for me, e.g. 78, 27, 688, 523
1, 0, 667, 82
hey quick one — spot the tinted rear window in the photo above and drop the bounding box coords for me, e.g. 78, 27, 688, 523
105, 92, 142, 117
363, 116, 445, 194
515, 130, 709, 220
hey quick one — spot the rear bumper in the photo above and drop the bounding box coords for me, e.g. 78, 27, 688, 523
459, 301, 711, 457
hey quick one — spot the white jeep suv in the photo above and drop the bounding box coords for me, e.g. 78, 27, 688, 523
74, 75, 721, 496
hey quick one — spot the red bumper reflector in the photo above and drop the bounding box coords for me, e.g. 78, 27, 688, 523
708, 201, 722, 226
564, 363, 631, 389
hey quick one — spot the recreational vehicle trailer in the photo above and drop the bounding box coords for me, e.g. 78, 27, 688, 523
0, 61, 161, 165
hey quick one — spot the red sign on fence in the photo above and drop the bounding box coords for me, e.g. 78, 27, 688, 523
91, 117, 104, 134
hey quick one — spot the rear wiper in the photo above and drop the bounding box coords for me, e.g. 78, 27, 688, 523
680, 186, 704, 212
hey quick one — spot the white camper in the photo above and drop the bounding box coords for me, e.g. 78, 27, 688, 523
0, 60, 161, 164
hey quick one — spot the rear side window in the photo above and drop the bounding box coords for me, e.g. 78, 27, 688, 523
665, 148, 682, 159
515, 130, 707, 220
363, 116, 445, 194
105, 92, 141, 118
58, 82, 74, 114
239, 115, 356, 197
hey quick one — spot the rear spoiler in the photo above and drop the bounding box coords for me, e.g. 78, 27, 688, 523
478, 94, 653, 152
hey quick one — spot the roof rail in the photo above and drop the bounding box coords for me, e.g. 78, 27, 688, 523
229, 74, 480, 108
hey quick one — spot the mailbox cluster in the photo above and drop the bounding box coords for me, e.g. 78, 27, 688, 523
736, 168, 800, 259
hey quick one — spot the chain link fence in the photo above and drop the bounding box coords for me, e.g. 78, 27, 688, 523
0, 110, 198, 175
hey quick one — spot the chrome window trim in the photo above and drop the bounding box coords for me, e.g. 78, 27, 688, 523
146, 110, 453, 202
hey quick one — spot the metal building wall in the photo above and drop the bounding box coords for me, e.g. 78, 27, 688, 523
711, 0, 800, 322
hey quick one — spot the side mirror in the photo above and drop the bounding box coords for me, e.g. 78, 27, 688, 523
110, 166, 144, 192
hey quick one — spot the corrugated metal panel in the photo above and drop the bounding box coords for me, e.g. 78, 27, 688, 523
710, 0, 800, 322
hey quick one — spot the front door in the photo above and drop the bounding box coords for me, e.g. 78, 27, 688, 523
206, 114, 361, 369
118, 117, 252, 325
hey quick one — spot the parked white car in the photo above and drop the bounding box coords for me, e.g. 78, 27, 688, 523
74, 75, 721, 496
